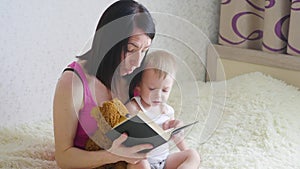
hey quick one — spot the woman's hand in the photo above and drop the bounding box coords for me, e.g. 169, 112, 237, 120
107, 133, 153, 164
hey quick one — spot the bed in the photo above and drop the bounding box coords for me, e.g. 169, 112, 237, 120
1, 44, 300, 169
174, 44, 300, 168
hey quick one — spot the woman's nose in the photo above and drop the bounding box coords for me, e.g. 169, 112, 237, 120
130, 52, 143, 67
130, 59, 140, 67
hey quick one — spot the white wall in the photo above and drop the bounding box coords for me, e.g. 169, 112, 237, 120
140, 0, 220, 82
0, 0, 116, 126
0, 1, 220, 126
140, 0, 220, 42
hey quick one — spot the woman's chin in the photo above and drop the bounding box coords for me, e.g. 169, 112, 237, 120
121, 69, 134, 76
127, 71, 134, 75
121, 72, 127, 76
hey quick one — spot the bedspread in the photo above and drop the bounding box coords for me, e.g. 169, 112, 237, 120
1, 72, 299, 169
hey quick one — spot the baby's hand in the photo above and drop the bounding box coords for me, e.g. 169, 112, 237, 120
163, 120, 185, 144
162, 119, 183, 130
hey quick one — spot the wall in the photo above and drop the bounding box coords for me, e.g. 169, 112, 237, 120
140, 0, 220, 82
0, 0, 220, 126
0, 0, 116, 126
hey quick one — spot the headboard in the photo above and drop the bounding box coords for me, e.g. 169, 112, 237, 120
206, 44, 300, 88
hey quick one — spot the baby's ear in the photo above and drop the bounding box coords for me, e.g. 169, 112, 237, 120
133, 86, 141, 96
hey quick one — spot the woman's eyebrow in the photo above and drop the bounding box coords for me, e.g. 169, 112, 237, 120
128, 42, 139, 48
128, 42, 151, 49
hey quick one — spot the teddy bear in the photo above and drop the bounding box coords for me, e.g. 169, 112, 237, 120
85, 98, 129, 169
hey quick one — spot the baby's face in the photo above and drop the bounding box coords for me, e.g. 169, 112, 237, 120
139, 69, 174, 107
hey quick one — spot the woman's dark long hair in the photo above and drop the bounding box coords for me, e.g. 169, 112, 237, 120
77, 0, 155, 90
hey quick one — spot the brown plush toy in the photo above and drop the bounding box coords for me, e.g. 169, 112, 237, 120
85, 98, 129, 169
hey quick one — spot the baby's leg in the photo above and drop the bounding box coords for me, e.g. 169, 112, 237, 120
127, 159, 151, 169
164, 149, 200, 169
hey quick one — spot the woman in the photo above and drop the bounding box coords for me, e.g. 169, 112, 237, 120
53, 1, 155, 168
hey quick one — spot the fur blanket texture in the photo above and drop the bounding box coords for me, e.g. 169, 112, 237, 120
0, 72, 299, 169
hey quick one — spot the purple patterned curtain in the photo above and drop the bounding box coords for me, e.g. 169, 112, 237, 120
218, 0, 300, 56
287, 0, 300, 55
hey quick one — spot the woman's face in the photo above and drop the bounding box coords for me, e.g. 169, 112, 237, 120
120, 30, 152, 76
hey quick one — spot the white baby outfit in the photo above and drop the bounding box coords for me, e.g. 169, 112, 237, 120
132, 96, 174, 169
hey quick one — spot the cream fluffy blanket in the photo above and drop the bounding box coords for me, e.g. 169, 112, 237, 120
1, 72, 299, 169
170, 72, 300, 169
0, 120, 56, 168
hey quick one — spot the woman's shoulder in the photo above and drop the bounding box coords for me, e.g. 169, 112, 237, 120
55, 68, 84, 100
58, 70, 82, 87
58, 60, 84, 84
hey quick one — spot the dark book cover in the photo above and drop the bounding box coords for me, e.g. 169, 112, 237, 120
105, 111, 198, 152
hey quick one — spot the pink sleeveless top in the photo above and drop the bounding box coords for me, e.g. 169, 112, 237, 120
67, 61, 98, 149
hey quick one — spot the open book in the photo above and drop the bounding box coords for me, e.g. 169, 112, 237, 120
105, 111, 198, 151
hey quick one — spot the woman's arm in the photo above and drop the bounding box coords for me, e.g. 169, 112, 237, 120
53, 72, 151, 169
53, 72, 117, 168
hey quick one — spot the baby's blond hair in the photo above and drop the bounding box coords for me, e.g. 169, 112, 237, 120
144, 50, 177, 79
